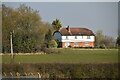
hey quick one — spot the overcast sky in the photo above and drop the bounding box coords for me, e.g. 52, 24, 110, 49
3, 2, 118, 39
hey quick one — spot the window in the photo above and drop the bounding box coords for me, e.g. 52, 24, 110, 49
79, 36, 82, 39
65, 42, 70, 48
82, 36, 83, 39
87, 36, 90, 39
74, 43, 78, 46
66, 36, 68, 39
84, 42, 90, 45
75, 36, 77, 39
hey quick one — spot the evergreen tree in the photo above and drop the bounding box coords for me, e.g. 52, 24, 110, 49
52, 19, 62, 30
45, 29, 52, 48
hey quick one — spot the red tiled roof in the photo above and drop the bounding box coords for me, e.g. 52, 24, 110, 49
58, 27, 94, 36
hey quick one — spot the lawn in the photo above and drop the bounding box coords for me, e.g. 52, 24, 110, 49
2, 49, 118, 63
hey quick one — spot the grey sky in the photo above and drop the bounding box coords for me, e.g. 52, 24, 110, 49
3, 2, 118, 39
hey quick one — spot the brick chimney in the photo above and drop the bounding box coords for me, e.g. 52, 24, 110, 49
67, 25, 70, 32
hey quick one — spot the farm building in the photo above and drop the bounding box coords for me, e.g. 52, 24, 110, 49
53, 25, 95, 48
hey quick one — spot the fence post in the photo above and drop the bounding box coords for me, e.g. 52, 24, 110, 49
24, 72, 28, 78
10, 72, 13, 78
16, 72, 20, 78
3, 72, 6, 77
30, 72, 34, 78
37, 72, 42, 78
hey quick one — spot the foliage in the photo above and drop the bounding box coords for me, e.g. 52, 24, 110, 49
2, 4, 50, 53
2, 63, 119, 78
99, 44, 106, 49
52, 19, 62, 30
95, 30, 105, 46
116, 36, 120, 47
49, 40, 58, 48
95, 30, 115, 48
45, 29, 52, 48
42, 48, 61, 54
0, 5, 2, 53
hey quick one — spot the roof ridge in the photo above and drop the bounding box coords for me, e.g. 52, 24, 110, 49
63, 27, 89, 29
58, 27, 94, 36
70, 27, 87, 29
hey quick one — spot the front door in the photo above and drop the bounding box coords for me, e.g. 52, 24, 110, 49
65, 42, 70, 48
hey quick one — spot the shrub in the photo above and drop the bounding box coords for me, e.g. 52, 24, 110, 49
49, 40, 58, 48
2, 63, 119, 78
99, 44, 106, 49
42, 48, 61, 54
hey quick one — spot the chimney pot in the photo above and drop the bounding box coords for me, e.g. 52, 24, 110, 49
67, 25, 70, 32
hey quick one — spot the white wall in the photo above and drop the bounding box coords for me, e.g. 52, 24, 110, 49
61, 36, 95, 42
53, 32, 95, 42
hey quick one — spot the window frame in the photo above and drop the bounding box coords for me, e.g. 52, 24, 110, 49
66, 36, 68, 39
84, 42, 90, 45
82, 36, 83, 39
75, 36, 77, 39
74, 42, 78, 46
87, 36, 90, 39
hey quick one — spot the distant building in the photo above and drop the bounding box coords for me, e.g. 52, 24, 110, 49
53, 25, 95, 48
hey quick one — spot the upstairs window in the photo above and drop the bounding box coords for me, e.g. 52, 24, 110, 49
82, 36, 83, 39
75, 36, 77, 39
87, 36, 90, 39
66, 36, 68, 39
79, 36, 82, 39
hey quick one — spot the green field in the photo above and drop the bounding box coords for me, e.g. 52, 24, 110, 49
2, 49, 118, 63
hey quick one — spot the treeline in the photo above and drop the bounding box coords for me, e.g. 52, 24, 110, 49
95, 30, 117, 49
2, 4, 56, 53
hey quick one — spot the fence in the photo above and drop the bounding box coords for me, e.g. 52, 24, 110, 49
2, 72, 42, 78
2, 72, 70, 79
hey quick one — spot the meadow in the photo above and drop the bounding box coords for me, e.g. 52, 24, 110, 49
2, 48, 118, 63
2, 49, 119, 78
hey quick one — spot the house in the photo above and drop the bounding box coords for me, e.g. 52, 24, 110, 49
53, 25, 95, 48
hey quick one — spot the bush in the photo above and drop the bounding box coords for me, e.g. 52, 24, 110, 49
42, 48, 61, 54
94, 46, 99, 48
2, 63, 119, 78
49, 40, 58, 48
99, 44, 106, 49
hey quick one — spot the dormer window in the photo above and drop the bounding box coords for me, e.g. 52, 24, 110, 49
82, 36, 83, 39
66, 36, 68, 39
75, 36, 77, 39
87, 36, 90, 39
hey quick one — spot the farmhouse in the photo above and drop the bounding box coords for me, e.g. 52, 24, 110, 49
53, 26, 95, 48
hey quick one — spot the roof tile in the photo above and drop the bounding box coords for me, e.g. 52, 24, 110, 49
59, 27, 94, 36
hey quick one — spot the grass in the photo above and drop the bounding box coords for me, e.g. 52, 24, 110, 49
2, 48, 118, 63
2, 49, 119, 78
